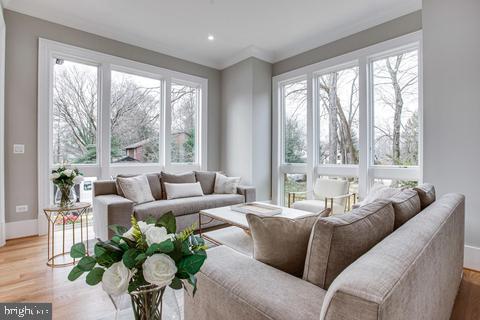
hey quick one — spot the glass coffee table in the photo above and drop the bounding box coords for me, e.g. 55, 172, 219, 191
198, 203, 315, 255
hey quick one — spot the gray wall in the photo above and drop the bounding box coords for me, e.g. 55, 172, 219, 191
272, 10, 422, 76
220, 57, 272, 200
423, 0, 480, 248
4, 10, 221, 223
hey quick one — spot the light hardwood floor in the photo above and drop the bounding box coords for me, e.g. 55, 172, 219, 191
0, 234, 479, 320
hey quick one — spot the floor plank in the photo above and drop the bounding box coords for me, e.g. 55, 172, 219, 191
0, 234, 479, 319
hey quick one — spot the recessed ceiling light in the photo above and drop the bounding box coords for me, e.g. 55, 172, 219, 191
208, 34, 215, 41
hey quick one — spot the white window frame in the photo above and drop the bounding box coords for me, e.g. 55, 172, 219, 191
37, 39, 208, 234
272, 31, 422, 205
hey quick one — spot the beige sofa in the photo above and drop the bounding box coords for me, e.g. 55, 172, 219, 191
92, 171, 256, 239
185, 192, 465, 320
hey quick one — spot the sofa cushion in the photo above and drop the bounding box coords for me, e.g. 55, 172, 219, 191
116, 173, 162, 200
195, 171, 217, 195
303, 200, 394, 289
164, 182, 204, 200
414, 183, 436, 209
246, 211, 326, 277
214, 172, 241, 194
160, 171, 196, 199
116, 175, 155, 204
390, 189, 422, 229
133, 194, 244, 220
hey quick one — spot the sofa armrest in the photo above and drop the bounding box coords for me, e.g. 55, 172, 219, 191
93, 180, 117, 197
93, 194, 134, 240
185, 246, 324, 320
237, 185, 256, 202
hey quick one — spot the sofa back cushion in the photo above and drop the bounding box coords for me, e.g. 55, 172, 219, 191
160, 171, 196, 199
214, 173, 241, 194
247, 211, 328, 277
414, 183, 436, 210
116, 175, 155, 204
303, 200, 394, 289
390, 189, 422, 229
194, 171, 217, 195
116, 173, 162, 200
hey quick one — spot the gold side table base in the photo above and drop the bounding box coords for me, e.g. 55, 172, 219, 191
43, 202, 91, 268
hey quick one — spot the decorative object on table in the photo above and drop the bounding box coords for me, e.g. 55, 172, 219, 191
50, 166, 84, 208
68, 212, 207, 320
43, 202, 91, 268
230, 202, 283, 216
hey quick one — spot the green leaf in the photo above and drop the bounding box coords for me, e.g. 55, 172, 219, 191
68, 266, 84, 281
70, 243, 86, 258
111, 235, 122, 244
96, 251, 122, 268
128, 275, 147, 293
169, 277, 183, 290
123, 248, 140, 269
146, 239, 174, 256
94, 243, 107, 257
86, 267, 105, 286
181, 241, 193, 256
144, 215, 157, 225
96, 241, 123, 254
156, 212, 176, 234
109, 224, 128, 236
77, 256, 97, 272
188, 274, 198, 296
178, 254, 207, 275
135, 253, 147, 265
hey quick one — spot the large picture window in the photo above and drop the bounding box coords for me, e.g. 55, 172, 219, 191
273, 32, 422, 205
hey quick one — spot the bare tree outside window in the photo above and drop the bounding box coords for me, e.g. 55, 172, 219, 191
373, 50, 419, 166
283, 80, 307, 164
110, 71, 161, 163
318, 66, 359, 165
53, 60, 98, 164
171, 83, 198, 163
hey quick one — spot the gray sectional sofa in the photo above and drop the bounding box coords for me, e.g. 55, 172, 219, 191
92, 171, 256, 240
185, 188, 465, 320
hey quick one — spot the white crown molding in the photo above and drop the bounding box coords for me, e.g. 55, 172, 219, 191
271, 0, 421, 63
219, 45, 275, 69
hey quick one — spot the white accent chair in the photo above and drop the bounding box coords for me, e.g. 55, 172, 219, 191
290, 178, 355, 215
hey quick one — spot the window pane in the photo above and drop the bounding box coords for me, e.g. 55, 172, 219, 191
373, 178, 418, 188
110, 71, 161, 163
53, 60, 98, 164
283, 80, 307, 163
372, 50, 419, 166
284, 173, 307, 206
171, 83, 199, 163
317, 66, 359, 164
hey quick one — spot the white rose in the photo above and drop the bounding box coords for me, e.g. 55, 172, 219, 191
63, 169, 73, 177
73, 175, 84, 184
49, 173, 60, 181
142, 254, 177, 288
102, 261, 132, 296
145, 226, 173, 246
122, 221, 154, 241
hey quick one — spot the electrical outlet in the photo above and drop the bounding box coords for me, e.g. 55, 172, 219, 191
13, 144, 25, 154
16, 205, 28, 213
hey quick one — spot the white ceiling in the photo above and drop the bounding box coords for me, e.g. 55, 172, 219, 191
2, 0, 421, 69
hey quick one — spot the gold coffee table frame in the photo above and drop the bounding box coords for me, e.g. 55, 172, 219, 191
43, 202, 91, 268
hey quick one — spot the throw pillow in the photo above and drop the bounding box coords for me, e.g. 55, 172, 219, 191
194, 171, 217, 195
390, 188, 422, 229
160, 171, 196, 199
360, 183, 402, 206
303, 200, 394, 289
164, 182, 204, 200
116, 175, 155, 204
246, 210, 329, 277
115, 173, 162, 200
414, 183, 436, 209
214, 173, 240, 194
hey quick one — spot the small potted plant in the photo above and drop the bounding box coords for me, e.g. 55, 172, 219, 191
49, 166, 84, 208
68, 212, 207, 320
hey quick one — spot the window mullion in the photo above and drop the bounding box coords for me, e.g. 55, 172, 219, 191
358, 57, 369, 199
99, 63, 111, 179
164, 78, 172, 170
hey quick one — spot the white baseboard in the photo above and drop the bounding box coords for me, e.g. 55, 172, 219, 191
464, 245, 480, 271
6, 219, 38, 240
0, 221, 5, 246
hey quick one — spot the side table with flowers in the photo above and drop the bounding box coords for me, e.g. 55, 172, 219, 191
68, 212, 207, 320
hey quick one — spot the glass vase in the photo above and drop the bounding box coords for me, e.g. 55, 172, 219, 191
55, 185, 76, 208
129, 285, 165, 320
